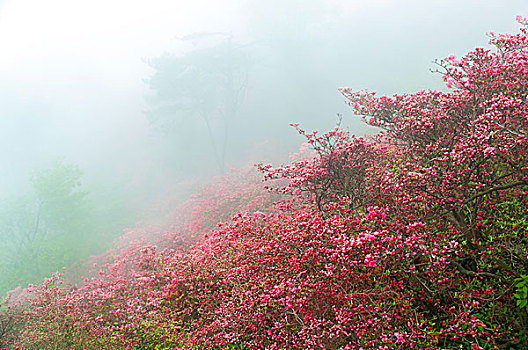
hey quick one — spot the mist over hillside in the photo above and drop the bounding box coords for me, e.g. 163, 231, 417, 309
0, 0, 527, 317
0, 0, 526, 191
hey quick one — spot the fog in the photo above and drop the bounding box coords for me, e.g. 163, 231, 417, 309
0, 0, 527, 293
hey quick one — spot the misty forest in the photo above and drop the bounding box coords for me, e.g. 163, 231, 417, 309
1, 0, 528, 349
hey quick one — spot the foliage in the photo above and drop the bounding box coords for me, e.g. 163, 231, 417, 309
0, 160, 94, 296
3, 17, 528, 350
514, 275, 528, 310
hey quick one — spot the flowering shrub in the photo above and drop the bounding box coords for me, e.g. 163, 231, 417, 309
3, 17, 528, 350
0, 289, 26, 350
164, 168, 282, 245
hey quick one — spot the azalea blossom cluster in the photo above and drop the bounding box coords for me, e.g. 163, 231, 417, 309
2, 18, 528, 350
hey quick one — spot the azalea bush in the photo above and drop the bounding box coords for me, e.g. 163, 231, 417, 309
3, 17, 528, 350
0, 290, 26, 350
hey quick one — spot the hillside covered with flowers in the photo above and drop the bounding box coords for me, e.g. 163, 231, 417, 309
1, 18, 528, 350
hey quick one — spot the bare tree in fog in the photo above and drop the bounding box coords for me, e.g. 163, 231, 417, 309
145, 33, 249, 175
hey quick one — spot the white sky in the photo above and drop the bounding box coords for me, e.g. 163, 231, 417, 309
0, 0, 243, 84
0, 0, 527, 191
0, 0, 524, 95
